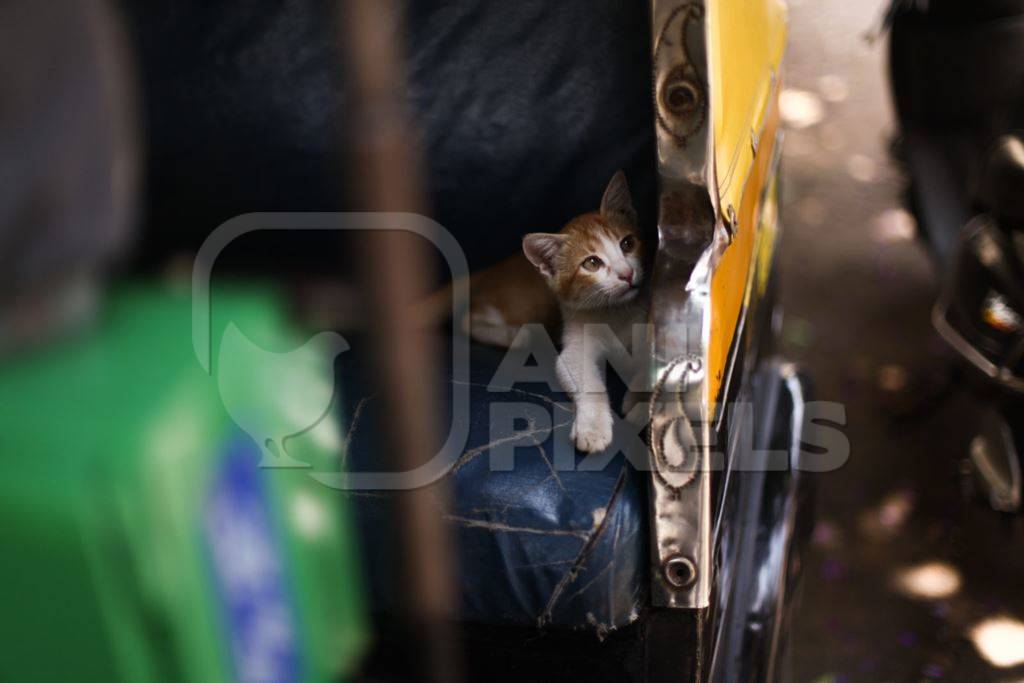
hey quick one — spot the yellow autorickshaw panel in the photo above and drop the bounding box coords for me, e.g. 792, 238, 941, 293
707, 0, 787, 215
707, 84, 780, 407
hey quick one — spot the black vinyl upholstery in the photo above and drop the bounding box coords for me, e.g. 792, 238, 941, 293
0, 0, 135, 311
122, 0, 657, 272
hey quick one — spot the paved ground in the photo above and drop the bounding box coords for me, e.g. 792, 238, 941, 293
779, 1, 1024, 681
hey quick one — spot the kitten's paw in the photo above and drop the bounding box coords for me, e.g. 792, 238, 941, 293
571, 408, 614, 453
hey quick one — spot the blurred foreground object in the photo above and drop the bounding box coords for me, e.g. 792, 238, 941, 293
0, 286, 367, 681
0, 0, 137, 354
337, 0, 461, 680
0, 1, 367, 680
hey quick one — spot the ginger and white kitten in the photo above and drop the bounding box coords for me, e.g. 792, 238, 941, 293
523, 171, 646, 453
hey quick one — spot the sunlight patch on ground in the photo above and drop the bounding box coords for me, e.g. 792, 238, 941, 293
969, 616, 1024, 668
891, 561, 961, 600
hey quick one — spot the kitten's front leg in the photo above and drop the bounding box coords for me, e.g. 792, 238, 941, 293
556, 343, 613, 453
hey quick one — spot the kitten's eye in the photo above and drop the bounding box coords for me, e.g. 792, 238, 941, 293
582, 255, 604, 272
620, 235, 636, 253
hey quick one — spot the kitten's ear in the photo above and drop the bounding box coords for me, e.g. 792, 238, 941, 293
600, 170, 637, 224
523, 232, 567, 279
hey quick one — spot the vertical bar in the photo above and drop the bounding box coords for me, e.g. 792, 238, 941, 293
336, 2, 462, 681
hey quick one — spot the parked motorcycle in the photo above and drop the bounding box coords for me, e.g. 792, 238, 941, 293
888, 0, 1024, 513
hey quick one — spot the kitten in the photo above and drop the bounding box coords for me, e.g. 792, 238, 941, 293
418, 171, 646, 452
522, 171, 646, 453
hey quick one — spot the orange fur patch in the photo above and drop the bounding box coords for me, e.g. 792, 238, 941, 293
551, 212, 640, 306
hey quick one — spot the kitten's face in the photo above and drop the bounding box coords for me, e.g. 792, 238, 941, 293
547, 213, 643, 309
523, 171, 644, 311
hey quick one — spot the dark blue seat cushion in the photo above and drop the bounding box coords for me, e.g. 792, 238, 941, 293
335, 337, 648, 632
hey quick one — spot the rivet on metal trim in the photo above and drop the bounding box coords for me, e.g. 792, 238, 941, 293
663, 76, 701, 117
664, 555, 698, 589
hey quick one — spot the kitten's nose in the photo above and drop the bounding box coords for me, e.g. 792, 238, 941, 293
618, 268, 634, 285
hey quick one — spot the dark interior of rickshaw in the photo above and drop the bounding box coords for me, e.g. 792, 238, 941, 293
119, 0, 683, 679
89, 0, 829, 677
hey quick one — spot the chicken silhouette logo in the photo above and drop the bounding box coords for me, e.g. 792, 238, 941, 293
216, 322, 349, 468
192, 211, 471, 488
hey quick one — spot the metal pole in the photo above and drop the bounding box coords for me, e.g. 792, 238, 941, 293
336, 1, 462, 681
